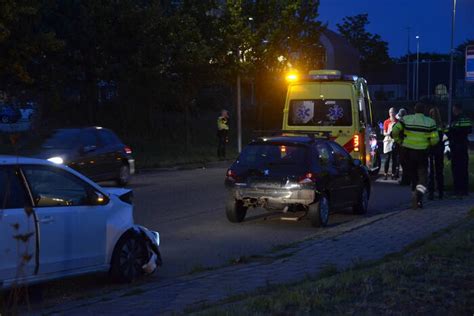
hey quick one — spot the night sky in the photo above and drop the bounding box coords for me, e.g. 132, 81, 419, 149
319, 0, 474, 58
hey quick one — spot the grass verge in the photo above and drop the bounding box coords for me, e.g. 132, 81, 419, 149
197, 215, 474, 315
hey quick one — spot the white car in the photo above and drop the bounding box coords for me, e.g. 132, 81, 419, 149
0, 156, 161, 289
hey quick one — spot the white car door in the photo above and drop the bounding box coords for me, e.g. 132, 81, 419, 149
0, 166, 36, 285
22, 165, 107, 275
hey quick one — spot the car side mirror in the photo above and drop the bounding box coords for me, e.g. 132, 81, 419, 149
352, 159, 362, 167
88, 191, 108, 205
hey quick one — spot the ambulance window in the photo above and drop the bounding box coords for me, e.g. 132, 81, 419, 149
288, 99, 352, 126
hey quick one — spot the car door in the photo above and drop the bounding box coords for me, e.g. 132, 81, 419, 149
97, 129, 122, 178
22, 165, 107, 274
77, 129, 100, 179
314, 142, 347, 209
0, 166, 36, 284
327, 142, 359, 205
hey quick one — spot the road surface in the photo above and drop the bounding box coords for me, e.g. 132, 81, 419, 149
25, 165, 412, 307
132, 166, 410, 278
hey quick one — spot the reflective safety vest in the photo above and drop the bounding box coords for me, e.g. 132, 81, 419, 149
217, 116, 229, 131
391, 113, 439, 150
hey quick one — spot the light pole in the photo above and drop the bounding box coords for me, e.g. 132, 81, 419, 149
416, 35, 420, 101
406, 27, 411, 101
448, 0, 457, 125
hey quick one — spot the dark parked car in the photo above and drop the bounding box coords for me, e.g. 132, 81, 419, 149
0, 105, 21, 123
35, 127, 135, 185
225, 136, 371, 227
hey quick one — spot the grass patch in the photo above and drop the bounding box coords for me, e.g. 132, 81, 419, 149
197, 219, 474, 315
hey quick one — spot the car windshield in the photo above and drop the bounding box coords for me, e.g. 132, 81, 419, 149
42, 129, 80, 149
288, 99, 352, 126
237, 143, 308, 167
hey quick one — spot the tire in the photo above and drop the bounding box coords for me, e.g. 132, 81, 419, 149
225, 199, 247, 223
110, 232, 150, 283
117, 163, 130, 186
1, 116, 9, 124
308, 194, 330, 227
353, 185, 369, 214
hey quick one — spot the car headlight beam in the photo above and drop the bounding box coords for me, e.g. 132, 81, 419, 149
47, 156, 64, 164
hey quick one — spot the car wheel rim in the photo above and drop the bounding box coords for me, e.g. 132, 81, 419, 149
320, 197, 329, 222
120, 165, 130, 183
119, 238, 147, 280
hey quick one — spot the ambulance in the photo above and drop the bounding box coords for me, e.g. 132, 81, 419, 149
282, 69, 381, 174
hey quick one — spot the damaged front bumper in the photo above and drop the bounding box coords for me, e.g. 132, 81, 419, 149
131, 225, 162, 274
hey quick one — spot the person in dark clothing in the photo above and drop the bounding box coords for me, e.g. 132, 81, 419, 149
395, 108, 410, 186
447, 104, 472, 196
427, 107, 445, 200
217, 109, 230, 159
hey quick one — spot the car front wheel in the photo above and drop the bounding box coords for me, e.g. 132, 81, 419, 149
111, 232, 150, 282
1, 116, 9, 123
308, 195, 330, 227
226, 199, 247, 223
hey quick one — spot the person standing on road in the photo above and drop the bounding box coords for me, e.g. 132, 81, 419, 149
447, 104, 472, 196
395, 108, 409, 185
427, 107, 445, 200
391, 103, 439, 209
217, 109, 230, 159
383, 107, 398, 180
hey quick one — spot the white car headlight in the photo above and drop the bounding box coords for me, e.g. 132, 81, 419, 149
47, 156, 64, 164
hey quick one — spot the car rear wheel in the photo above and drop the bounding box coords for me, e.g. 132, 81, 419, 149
111, 232, 150, 283
353, 186, 369, 214
308, 195, 329, 227
226, 199, 247, 223
1, 116, 9, 123
117, 163, 130, 186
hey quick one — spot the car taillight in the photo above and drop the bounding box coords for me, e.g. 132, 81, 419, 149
226, 169, 240, 182
124, 146, 132, 154
298, 172, 315, 184
353, 134, 360, 152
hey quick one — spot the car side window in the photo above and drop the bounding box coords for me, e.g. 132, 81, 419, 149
0, 167, 27, 209
327, 142, 351, 166
98, 130, 121, 146
22, 165, 93, 207
80, 130, 98, 147
314, 143, 331, 166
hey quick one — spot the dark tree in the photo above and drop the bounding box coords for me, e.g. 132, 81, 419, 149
336, 14, 391, 74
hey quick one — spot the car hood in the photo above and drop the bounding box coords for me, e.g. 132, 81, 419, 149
103, 187, 132, 197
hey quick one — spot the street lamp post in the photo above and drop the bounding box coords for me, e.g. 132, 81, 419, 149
416, 35, 420, 101
448, 0, 457, 125
406, 27, 411, 101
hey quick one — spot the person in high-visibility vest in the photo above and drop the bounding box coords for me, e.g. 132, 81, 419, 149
391, 103, 439, 209
217, 109, 230, 159
427, 107, 445, 200
447, 103, 472, 196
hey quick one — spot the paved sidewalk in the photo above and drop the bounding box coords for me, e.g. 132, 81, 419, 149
42, 197, 474, 315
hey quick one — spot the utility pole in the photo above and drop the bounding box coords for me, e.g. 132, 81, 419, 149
448, 0, 457, 125
427, 60, 431, 98
406, 27, 411, 101
416, 35, 420, 101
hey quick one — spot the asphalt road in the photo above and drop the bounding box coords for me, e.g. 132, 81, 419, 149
23, 164, 412, 308
131, 165, 412, 279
